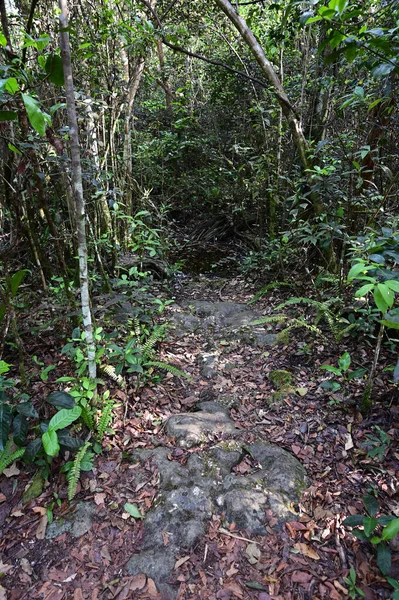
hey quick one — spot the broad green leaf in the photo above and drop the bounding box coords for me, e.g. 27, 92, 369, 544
369, 253, 385, 264
372, 62, 395, 79
0, 403, 12, 451
352, 529, 368, 541
45, 54, 64, 86
57, 432, 84, 451
385, 280, 399, 293
12, 413, 28, 446
7, 143, 22, 155
338, 352, 351, 372
364, 494, 379, 517
16, 402, 39, 418
373, 287, 388, 313
42, 429, 60, 457
320, 365, 342, 375
0, 111, 18, 121
343, 514, 364, 527
0, 33, 6, 46
0, 361, 11, 375
10, 269, 28, 297
24, 438, 43, 461
381, 518, 399, 541
377, 542, 391, 575
21, 93, 51, 136
378, 516, 397, 526
5, 77, 19, 94
48, 406, 81, 431
124, 503, 144, 519
47, 391, 75, 409
378, 283, 394, 308
347, 262, 374, 281
320, 380, 341, 391
363, 516, 378, 537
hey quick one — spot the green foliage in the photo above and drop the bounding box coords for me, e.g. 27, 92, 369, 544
96, 392, 115, 442
248, 282, 295, 305
343, 568, 365, 599
0, 439, 25, 474
67, 441, 92, 501
361, 426, 391, 461
320, 352, 367, 395
344, 495, 399, 579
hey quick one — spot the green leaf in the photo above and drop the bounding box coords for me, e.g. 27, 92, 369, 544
0, 33, 6, 46
373, 287, 388, 313
10, 269, 28, 298
352, 529, 368, 541
0, 403, 12, 451
12, 413, 29, 446
377, 542, 391, 575
21, 93, 51, 136
47, 391, 75, 409
42, 429, 60, 457
0, 111, 18, 121
8, 143, 22, 155
57, 432, 84, 451
338, 352, 351, 372
5, 77, 19, 94
369, 253, 385, 264
381, 518, 399, 541
320, 380, 341, 391
16, 402, 39, 418
45, 54, 64, 86
124, 503, 144, 519
364, 494, 379, 517
347, 262, 374, 281
355, 284, 374, 297
24, 438, 43, 461
385, 280, 399, 293
372, 62, 395, 79
320, 365, 342, 375
343, 515, 364, 527
48, 406, 81, 431
377, 283, 394, 309
363, 516, 378, 537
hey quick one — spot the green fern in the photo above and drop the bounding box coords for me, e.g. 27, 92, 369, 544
100, 364, 126, 388
141, 324, 167, 358
0, 440, 25, 474
80, 405, 95, 431
132, 316, 141, 338
249, 314, 288, 326
248, 281, 294, 305
96, 396, 115, 442
274, 296, 344, 342
67, 441, 91, 501
146, 360, 191, 380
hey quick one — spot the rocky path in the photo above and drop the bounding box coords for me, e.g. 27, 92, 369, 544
1, 275, 396, 600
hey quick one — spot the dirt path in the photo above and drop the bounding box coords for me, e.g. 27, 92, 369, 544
0, 275, 397, 600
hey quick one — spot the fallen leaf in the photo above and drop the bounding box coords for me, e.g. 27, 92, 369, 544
32, 506, 47, 515
124, 503, 144, 519
20, 558, 32, 575
225, 582, 244, 598
3, 463, 20, 477
174, 556, 190, 569
161, 531, 169, 546
0, 561, 13, 575
344, 433, 354, 451
94, 493, 106, 505
0, 494, 6, 503
245, 542, 261, 565
146, 578, 159, 597
73, 589, 84, 600
293, 542, 320, 560
11, 509, 24, 517
130, 573, 147, 591
226, 565, 238, 577
0, 585, 7, 600
36, 514, 48, 539
295, 387, 308, 396
291, 571, 312, 583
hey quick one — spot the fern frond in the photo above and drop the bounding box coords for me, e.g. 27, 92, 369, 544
141, 324, 167, 358
335, 322, 358, 342
80, 405, 95, 431
100, 364, 126, 389
132, 316, 141, 338
248, 282, 294, 305
0, 440, 25, 474
249, 314, 288, 326
146, 360, 191, 380
67, 441, 91, 501
276, 297, 322, 311
96, 397, 115, 442
283, 318, 326, 338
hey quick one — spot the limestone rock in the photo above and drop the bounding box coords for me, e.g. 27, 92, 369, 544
166, 406, 238, 448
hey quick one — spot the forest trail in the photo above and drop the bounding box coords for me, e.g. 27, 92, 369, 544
0, 274, 397, 600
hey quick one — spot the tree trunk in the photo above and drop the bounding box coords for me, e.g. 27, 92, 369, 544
59, 0, 96, 382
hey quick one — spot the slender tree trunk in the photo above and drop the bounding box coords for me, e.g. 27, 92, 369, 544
59, 0, 96, 382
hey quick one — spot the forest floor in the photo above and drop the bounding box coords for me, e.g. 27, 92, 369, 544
0, 269, 398, 600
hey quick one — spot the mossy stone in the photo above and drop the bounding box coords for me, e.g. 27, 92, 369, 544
269, 369, 293, 389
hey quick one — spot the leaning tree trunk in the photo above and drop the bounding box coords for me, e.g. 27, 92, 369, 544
213, 0, 324, 218
58, 0, 96, 382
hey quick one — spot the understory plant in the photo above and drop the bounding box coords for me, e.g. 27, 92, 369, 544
343, 494, 399, 598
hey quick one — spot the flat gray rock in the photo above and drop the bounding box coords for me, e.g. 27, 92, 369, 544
126, 429, 308, 599
169, 300, 276, 347
46, 502, 96, 539
165, 407, 238, 447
